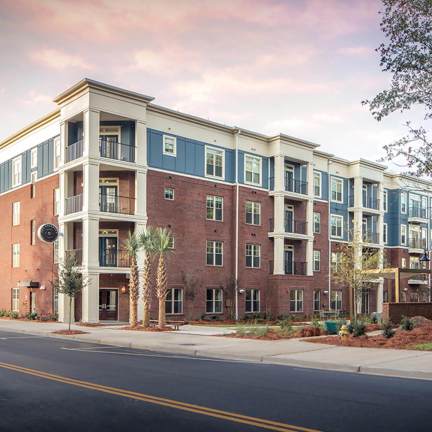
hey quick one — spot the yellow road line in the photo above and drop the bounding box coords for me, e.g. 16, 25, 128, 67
0, 361, 320, 432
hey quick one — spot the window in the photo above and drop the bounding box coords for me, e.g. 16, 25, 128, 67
401, 192, 407, 213
245, 201, 261, 225
205, 146, 224, 179
53, 239, 59, 264
31, 148, 38, 169
244, 154, 262, 186
313, 212, 321, 234
163, 135, 177, 156
383, 223, 388, 244
12, 202, 20, 226
168, 236, 175, 249
53, 137, 61, 170
313, 172, 322, 198
330, 214, 343, 238
206, 240, 223, 266
206, 195, 223, 221
313, 290, 321, 312
54, 188, 60, 216
12, 156, 22, 188
331, 252, 342, 272
401, 224, 407, 245
290, 289, 304, 312
331, 177, 343, 203
30, 220, 36, 245
313, 250, 321, 272
422, 196, 428, 218
164, 187, 174, 200
245, 289, 260, 313
12, 244, 20, 268
206, 288, 223, 313
165, 288, 183, 314
331, 291, 342, 311
410, 256, 420, 269
245, 244, 261, 268
11, 288, 20, 313
383, 190, 388, 212
401, 257, 407, 268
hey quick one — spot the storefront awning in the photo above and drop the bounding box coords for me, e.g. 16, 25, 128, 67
17, 280, 40, 288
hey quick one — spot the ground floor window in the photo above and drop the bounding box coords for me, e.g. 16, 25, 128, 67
245, 289, 260, 313
53, 288, 58, 315
11, 288, 19, 313
331, 291, 342, 312
361, 290, 369, 314
313, 290, 321, 312
206, 288, 223, 313
165, 288, 183, 314
290, 289, 303, 312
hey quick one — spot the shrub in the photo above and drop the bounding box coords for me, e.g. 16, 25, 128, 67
252, 326, 270, 337
382, 321, 395, 339
352, 321, 366, 337
9, 311, 19, 319
311, 317, 322, 330
0, 309, 8, 317
400, 316, 414, 331
26, 312, 38, 320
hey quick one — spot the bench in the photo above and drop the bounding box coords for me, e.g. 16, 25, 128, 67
149, 320, 185, 330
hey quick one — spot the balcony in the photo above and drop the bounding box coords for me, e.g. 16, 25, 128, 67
100, 249, 131, 268
65, 194, 83, 215
284, 261, 307, 275
268, 218, 308, 237
285, 174, 308, 195
65, 249, 82, 265
409, 206, 427, 222
99, 138, 135, 163
349, 195, 380, 211
362, 231, 379, 244
408, 275, 428, 285
408, 237, 426, 253
99, 194, 135, 215
65, 140, 84, 163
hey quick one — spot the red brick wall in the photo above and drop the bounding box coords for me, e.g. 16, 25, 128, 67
0, 175, 59, 316
382, 302, 432, 323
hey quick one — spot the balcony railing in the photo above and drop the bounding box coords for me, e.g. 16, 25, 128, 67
99, 194, 135, 215
268, 218, 307, 234
285, 174, 308, 194
409, 206, 427, 219
99, 138, 135, 163
349, 195, 380, 210
362, 231, 379, 244
65, 249, 82, 266
100, 249, 131, 267
408, 237, 427, 250
284, 261, 307, 275
65, 194, 83, 215
66, 140, 84, 163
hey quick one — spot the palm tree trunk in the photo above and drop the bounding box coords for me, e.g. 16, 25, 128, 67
129, 256, 138, 327
156, 254, 167, 329
158, 297, 166, 328
68, 296, 72, 331
142, 254, 151, 328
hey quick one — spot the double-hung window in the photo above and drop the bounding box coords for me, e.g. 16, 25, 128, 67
245, 201, 261, 225
54, 188, 60, 216
12, 244, 20, 268
206, 195, 223, 221
313, 212, 321, 234
53, 137, 61, 170
12, 288, 20, 313
331, 291, 343, 311
313, 250, 321, 271
383, 190, 388, 212
206, 288, 223, 313
401, 224, 407, 245
205, 146, 224, 179
401, 192, 407, 214
31, 148, 38, 169
165, 288, 183, 314
244, 154, 262, 186
245, 289, 260, 313
383, 223, 388, 244
330, 214, 343, 238
331, 177, 343, 203
30, 220, 36, 245
290, 289, 304, 312
12, 156, 22, 188
331, 252, 342, 273
164, 187, 174, 200
12, 202, 20, 226
313, 172, 322, 198
245, 244, 260, 268
206, 240, 223, 266
163, 135, 177, 156
313, 290, 321, 312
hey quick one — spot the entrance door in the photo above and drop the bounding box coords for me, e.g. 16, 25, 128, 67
99, 236, 118, 267
99, 289, 118, 320
100, 134, 119, 159
99, 185, 118, 213
284, 247, 294, 274
285, 207, 294, 232
285, 164, 294, 192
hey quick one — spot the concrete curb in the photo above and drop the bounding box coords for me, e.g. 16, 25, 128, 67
1, 325, 432, 381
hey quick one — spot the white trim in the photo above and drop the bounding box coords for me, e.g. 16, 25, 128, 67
165, 287, 184, 315
401, 191, 407, 214
313, 171, 322, 198
205, 288, 223, 314
162, 134, 177, 157
383, 222, 388, 244
11, 156, 22, 188
330, 177, 343, 203
12, 201, 20, 226
313, 250, 321, 271
204, 145, 225, 180
245, 243, 261, 269
206, 195, 223, 222
244, 153, 262, 187
383, 190, 388, 212
245, 201, 261, 226
30, 147, 38, 169
206, 240, 223, 266
330, 214, 344, 238
400, 224, 407, 245
164, 187, 175, 200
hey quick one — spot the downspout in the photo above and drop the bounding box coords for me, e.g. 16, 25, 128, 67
327, 160, 332, 311
234, 129, 241, 320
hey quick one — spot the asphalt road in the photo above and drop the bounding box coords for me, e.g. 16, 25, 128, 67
0, 330, 431, 432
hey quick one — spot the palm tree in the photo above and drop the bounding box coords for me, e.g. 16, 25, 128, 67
138, 227, 156, 328
124, 232, 139, 327
153, 227, 173, 329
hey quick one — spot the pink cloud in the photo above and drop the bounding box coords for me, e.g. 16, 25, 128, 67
29, 48, 93, 70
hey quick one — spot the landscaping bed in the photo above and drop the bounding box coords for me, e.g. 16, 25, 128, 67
120, 325, 175, 332
228, 325, 324, 340
52, 330, 88, 335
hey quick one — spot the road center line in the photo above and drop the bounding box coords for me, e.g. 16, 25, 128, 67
0, 361, 320, 432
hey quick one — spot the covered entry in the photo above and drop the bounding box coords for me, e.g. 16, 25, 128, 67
99, 289, 118, 320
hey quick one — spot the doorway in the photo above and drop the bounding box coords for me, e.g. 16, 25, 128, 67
99, 289, 118, 320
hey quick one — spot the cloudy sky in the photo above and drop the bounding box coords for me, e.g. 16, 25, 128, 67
0, 0, 424, 164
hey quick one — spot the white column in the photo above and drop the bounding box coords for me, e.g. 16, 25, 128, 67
353, 176, 363, 244
60, 121, 68, 166
81, 272, 99, 323
273, 235, 285, 275
83, 109, 100, 159
135, 169, 147, 220
83, 162, 100, 213
306, 162, 314, 276
82, 216, 99, 269
274, 155, 285, 191
135, 221, 146, 322
135, 120, 147, 167
273, 195, 285, 233
59, 171, 68, 217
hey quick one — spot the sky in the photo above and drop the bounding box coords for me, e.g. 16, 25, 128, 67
0, 0, 425, 166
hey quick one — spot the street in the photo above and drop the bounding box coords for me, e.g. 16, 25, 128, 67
0, 329, 430, 432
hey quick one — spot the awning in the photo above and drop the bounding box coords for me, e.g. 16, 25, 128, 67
17, 280, 40, 288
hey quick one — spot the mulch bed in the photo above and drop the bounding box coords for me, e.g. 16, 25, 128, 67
77, 322, 105, 327
52, 330, 88, 335
120, 325, 175, 332
228, 326, 324, 341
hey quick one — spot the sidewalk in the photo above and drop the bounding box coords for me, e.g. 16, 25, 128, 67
1, 319, 432, 381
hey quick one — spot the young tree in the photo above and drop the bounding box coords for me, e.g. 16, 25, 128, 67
138, 227, 156, 328
153, 227, 173, 329
364, 0, 432, 176
124, 232, 140, 327
54, 253, 86, 331
332, 232, 381, 321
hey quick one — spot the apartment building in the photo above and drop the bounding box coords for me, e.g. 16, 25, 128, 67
0, 78, 431, 323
